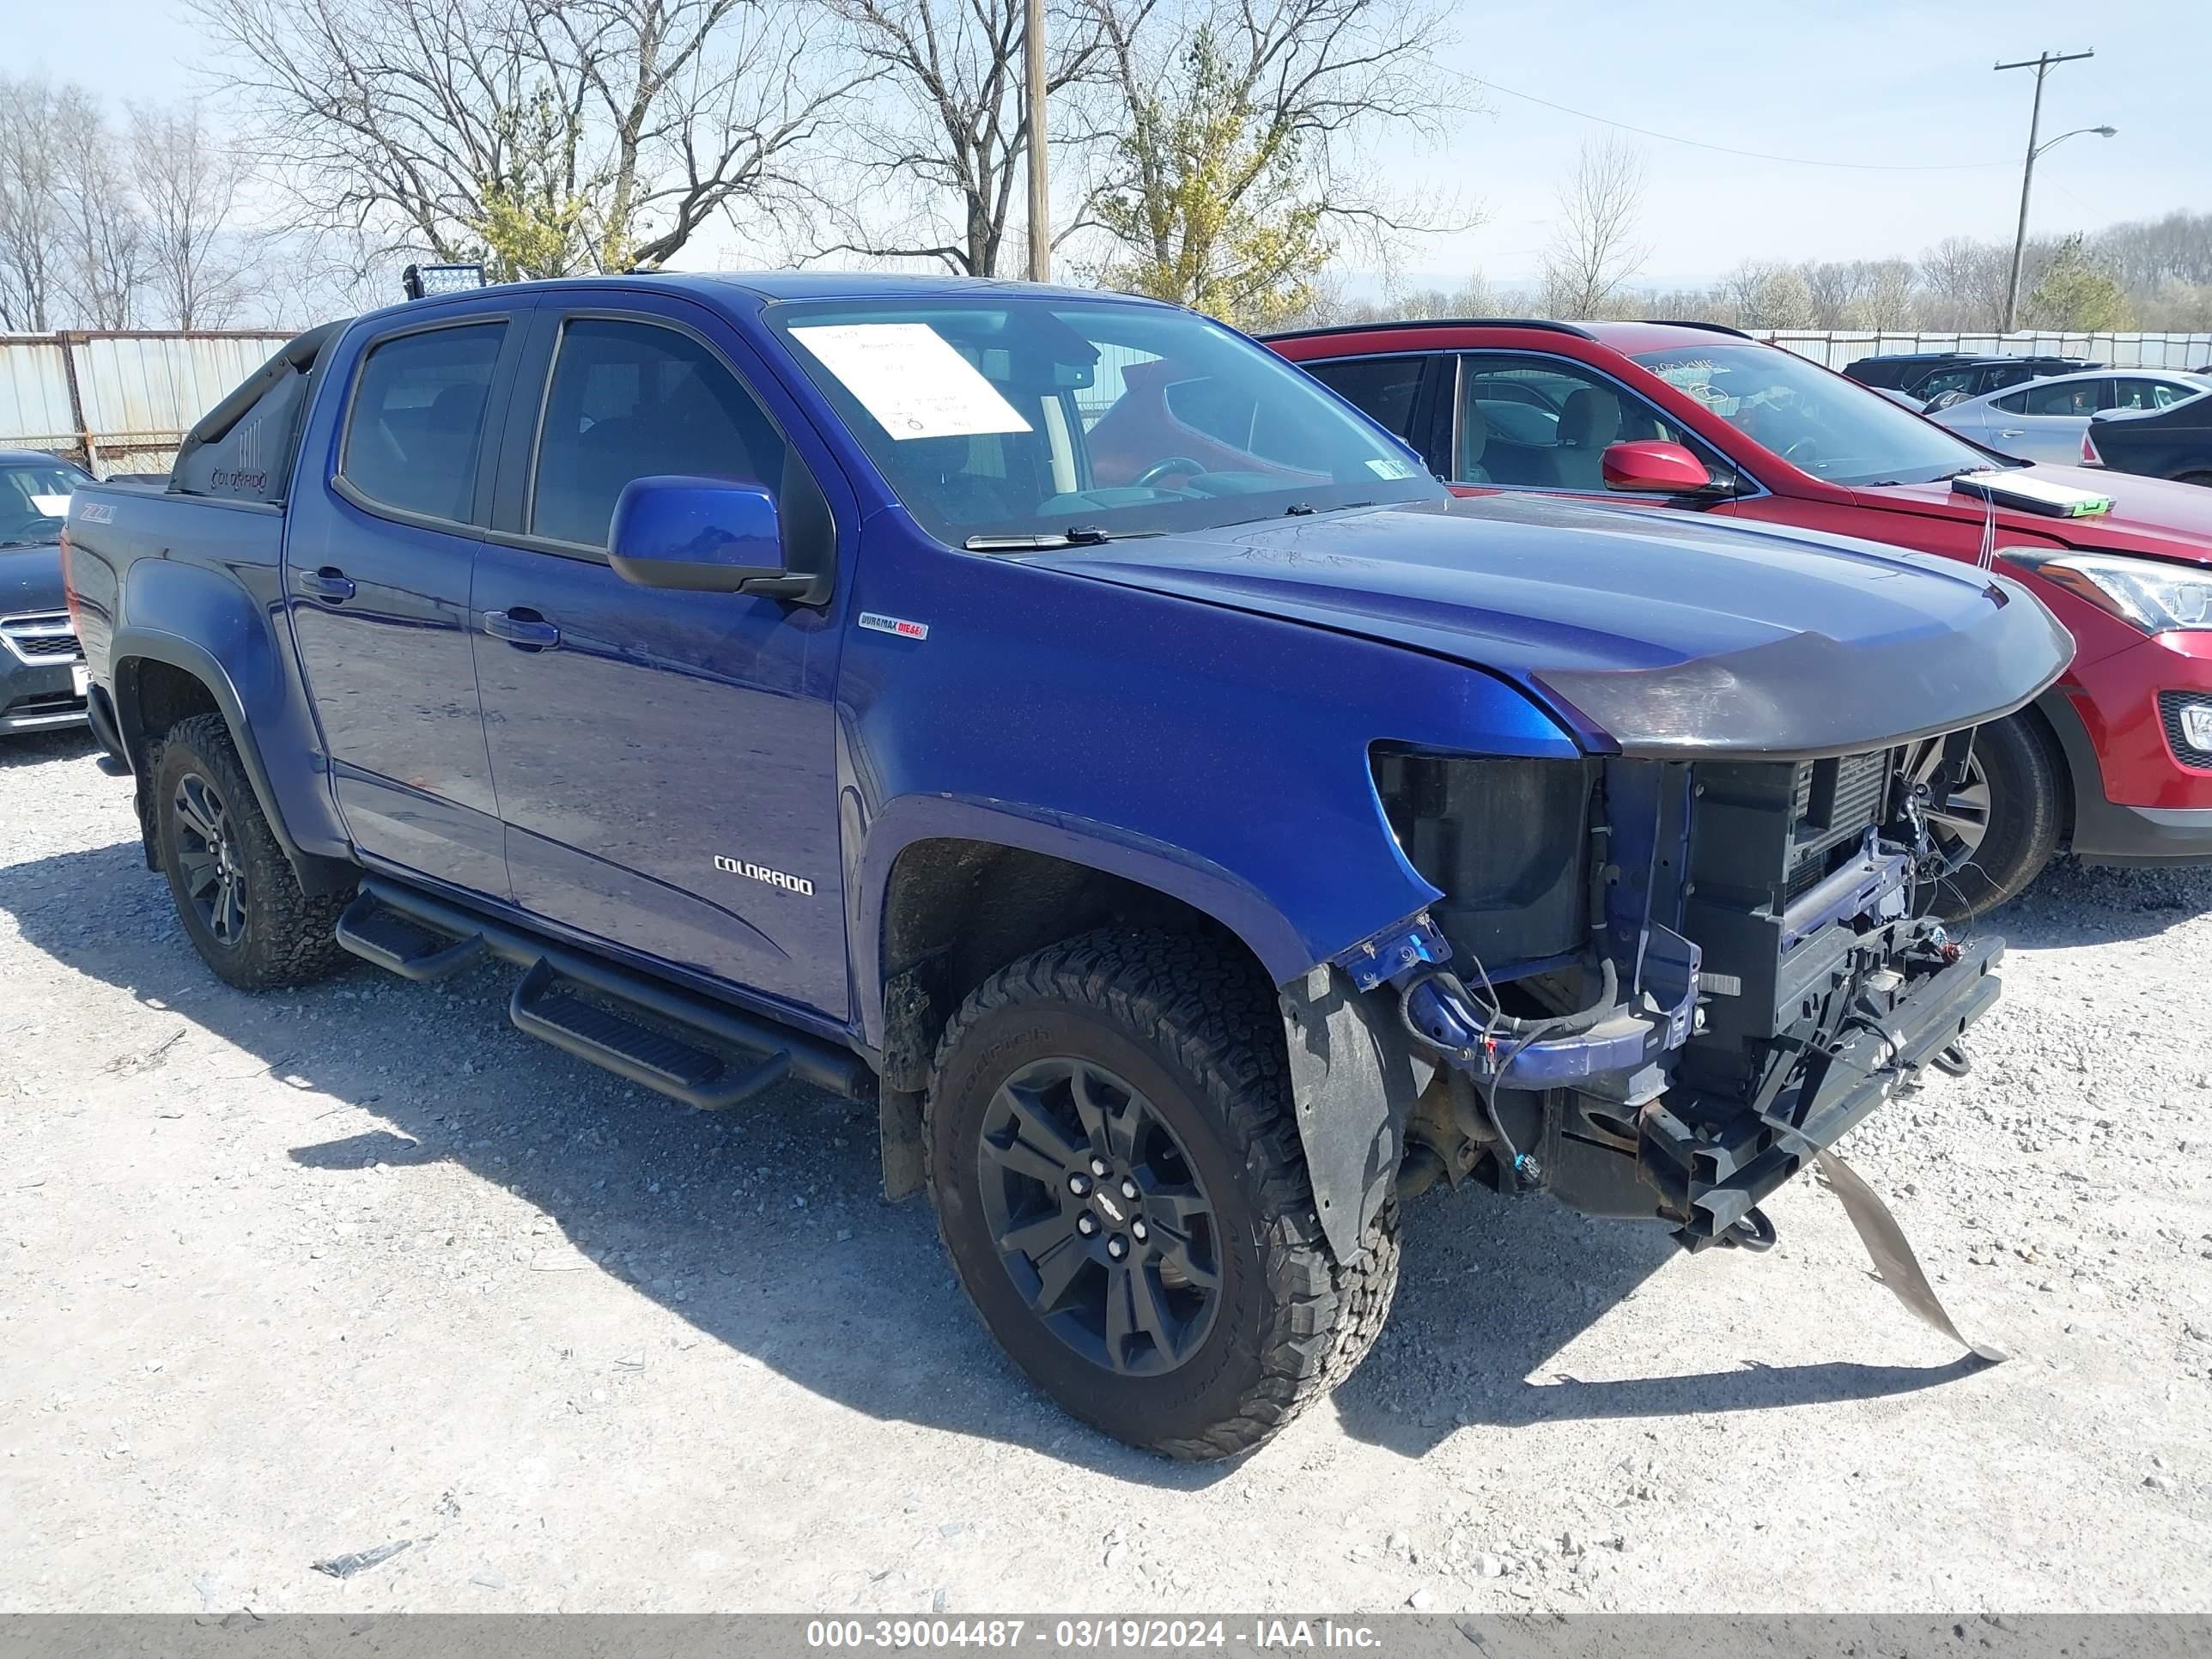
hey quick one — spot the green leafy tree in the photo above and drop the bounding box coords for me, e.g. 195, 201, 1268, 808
1095, 28, 1329, 329
467, 86, 605, 281
1084, 0, 1462, 330
2025, 234, 2133, 331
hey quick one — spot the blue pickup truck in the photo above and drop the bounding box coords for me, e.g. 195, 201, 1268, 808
64, 272, 2070, 1458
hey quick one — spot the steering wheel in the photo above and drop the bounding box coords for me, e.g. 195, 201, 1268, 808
1132, 456, 1206, 488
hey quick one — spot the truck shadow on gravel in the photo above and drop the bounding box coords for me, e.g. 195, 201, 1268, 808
0, 727, 97, 771
0, 833, 2112, 1478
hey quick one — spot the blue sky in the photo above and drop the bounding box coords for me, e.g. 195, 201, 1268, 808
15, 0, 2204, 289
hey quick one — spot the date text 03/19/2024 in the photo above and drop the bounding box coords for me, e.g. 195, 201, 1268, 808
804, 1620, 1384, 1650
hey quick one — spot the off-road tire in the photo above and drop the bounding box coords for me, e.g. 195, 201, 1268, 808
926, 928, 1400, 1461
1925, 713, 2062, 921
151, 714, 352, 990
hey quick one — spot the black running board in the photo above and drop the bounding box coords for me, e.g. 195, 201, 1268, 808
509, 959, 792, 1110
337, 878, 872, 1104
337, 890, 488, 981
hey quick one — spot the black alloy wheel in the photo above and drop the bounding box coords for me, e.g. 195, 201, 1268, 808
976, 1056, 1221, 1377
171, 770, 249, 949
151, 713, 351, 990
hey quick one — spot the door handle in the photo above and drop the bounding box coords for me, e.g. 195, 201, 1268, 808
297, 567, 356, 602
1996, 428, 2026, 438
482, 609, 561, 648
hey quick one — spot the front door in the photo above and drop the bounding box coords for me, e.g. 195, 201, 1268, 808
286, 310, 525, 898
471, 298, 850, 1018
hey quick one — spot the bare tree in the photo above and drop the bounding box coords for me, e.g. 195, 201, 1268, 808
130, 102, 246, 329
1538, 136, 1646, 320
1718, 260, 1812, 329
1080, 0, 1468, 320
0, 76, 69, 331
52, 88, 146, 329
815, 0, 1111, 276
191, 0, 862, 277
1916, 235, 2015, 331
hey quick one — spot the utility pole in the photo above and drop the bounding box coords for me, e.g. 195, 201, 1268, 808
1024, 0, 1050, 283
1995, 48, 2095, 333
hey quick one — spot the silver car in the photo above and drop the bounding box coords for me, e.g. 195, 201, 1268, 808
1926, 368, 2212, 465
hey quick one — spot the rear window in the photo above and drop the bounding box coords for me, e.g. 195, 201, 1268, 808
339, 324, 505, 524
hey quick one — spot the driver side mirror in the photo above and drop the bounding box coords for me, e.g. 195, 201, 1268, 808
1600, 440, 1730, 495
608, 475, 821, 599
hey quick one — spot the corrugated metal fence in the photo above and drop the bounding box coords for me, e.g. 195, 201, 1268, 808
0, 330, 292, 477
1754, 329, 2212, 370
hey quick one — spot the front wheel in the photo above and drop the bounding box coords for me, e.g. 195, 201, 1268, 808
151, 714, 352, 989
1907, 714, 2061, 921
925, 931, 1399, 1461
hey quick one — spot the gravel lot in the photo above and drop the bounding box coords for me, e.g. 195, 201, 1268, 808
3, 725, 2209, 1615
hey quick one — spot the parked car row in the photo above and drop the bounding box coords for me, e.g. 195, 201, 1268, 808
1923, 368, 2211, 467
1267, 317, 2212, 916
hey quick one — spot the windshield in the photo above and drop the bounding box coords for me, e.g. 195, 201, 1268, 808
0, 459, 92, 547
766, 296, 1443, 545
1631, 343, 1995, 487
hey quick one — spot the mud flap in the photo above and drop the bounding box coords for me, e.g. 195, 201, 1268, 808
1279, 968, 1434, 1263
1818, 1150, 2008, 1364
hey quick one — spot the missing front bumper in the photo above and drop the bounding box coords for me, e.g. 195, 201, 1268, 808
1642, 933, 2005, 1247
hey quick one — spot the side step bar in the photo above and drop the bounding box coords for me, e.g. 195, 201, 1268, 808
337, 890, 488, 981
338, 878, 872, 1104
509, 960, 792, 1110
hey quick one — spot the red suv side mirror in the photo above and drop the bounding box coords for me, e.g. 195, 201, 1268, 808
1601, 440, 1718, 494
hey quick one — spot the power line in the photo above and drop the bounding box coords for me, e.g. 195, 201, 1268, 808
1473, 76, 2014, 173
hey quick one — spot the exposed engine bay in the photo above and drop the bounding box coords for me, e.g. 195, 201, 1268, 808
1352, 731, 2001, 1255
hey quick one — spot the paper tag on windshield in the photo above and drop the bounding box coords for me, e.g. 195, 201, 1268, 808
1364, 456, 1417, 480
31, 494, 70, 515
792, 324, 1032, 441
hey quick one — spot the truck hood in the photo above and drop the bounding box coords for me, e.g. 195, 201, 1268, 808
1025, 495, 2074, 759
0, 538, 64, 613
1853, 463, 2212, 567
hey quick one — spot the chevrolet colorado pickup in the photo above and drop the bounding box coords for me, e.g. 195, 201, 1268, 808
65, 274, 2070, 1459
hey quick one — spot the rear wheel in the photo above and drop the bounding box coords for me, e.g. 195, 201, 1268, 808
1908, 714, 2060, 921
926, 930, 1399, 1460
151, 714, 352, 989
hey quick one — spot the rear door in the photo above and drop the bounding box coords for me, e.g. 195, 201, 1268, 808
469, 292, 852, 1019
1991, 376, 2105, 465
284, 303, 531, 897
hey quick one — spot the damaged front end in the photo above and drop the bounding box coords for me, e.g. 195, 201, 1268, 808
1345, 733, 2001, 1252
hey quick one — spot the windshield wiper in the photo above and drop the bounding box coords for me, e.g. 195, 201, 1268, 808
963, 525, 1163, 551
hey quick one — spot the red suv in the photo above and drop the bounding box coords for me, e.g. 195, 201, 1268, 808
1267, 319, 2212, 915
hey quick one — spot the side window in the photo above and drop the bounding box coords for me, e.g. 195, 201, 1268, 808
531, 318, 788, 550
340, 323, 505, 523
1913, 367, 1976, 402
2153, 381, 2200, 409
1456, 353, 1696, 489
2020, 379, 2100, 416
2109, 379, 2164, 410
1303, 356, 1426, 441
1990, 390, 2029, 414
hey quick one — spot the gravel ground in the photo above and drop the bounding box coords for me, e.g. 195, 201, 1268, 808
2, 725, 2209, 1615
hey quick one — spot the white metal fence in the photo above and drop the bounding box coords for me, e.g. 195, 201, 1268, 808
0, 330, 293, 477
1753, 329, 2212, 371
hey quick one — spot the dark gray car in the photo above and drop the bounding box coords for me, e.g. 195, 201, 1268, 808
0, 450, 94, 735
